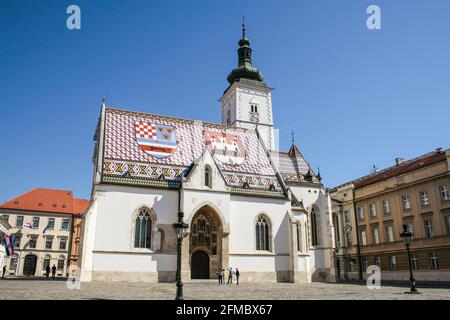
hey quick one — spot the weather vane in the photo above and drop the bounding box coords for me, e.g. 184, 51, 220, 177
242, 16, 246, 38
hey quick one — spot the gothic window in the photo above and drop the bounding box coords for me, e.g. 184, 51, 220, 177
205, 166, 212, 188
255, 215, 270, 251
311, 208, 319, 246
134, 208, 153, 249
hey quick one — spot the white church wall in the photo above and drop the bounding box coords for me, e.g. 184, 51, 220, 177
182, 189, 230, 226
80, 199, 98, 281
229, 195, 291, 256
229, 255, 289, 271
297, 255, 310, 271
93, 184, 179, 252
92, 252, 175, 272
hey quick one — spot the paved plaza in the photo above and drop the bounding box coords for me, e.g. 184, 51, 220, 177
0, 279, 449, 300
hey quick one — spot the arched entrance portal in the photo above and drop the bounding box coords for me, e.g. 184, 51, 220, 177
191, 250, 209, 279
190, 206, 223, 279
23, 254, 37, 276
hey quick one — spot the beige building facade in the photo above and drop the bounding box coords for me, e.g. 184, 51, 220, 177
0, 188, 88, 278
331, 148, 450, 283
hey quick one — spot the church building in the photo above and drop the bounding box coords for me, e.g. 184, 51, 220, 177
80, 22, 336, 283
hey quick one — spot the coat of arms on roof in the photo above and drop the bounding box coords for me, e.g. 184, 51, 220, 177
204, 130, 246, 166
134, 121, 177, 159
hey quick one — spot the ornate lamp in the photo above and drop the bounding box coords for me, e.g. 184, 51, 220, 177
172, 212, 189, 300
400, 224, 420, 294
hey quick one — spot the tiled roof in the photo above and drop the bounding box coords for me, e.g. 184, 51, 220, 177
330, 149, 448, 192
0, 188, 89, 215
102, 107, 280, 190
270, 144, 318, 184
354, 150, 447, 189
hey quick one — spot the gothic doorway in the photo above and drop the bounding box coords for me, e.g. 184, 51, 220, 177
189, 206, 223, 279
191, 250, 209, 279
23, 254, 37, 276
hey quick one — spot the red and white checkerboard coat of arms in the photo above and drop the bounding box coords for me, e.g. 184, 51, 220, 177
204, 130, 246, 166
134, 121, 177, 158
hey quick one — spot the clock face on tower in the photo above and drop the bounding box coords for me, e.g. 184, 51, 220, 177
250, 112, 259, 123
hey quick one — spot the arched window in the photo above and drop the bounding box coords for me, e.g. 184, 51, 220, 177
255, 215, 270, 251
297, 223, 302, 252
134, 208, 153, 249
204, 166, 212, 188
311, 208, 319, 246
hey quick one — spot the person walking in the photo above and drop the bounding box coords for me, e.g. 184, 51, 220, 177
222, 269, 226, 285
235, 268, 240, 285
51, 264, 56, 279
2, 265, 6, 278
227, 267, 233, 284
45, 264, 50, 278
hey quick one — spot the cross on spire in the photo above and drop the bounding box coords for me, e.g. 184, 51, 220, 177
242, 16, 246, 38
291, 130, 295, 145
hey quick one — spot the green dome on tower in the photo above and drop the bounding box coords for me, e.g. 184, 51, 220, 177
227, 18, 264, 85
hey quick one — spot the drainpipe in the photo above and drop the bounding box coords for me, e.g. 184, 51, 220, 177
352, 188, 363, 282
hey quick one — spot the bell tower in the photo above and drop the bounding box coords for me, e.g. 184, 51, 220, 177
220, 18, 275, 151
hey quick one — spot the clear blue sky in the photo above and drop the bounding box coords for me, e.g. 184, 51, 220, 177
1, 0, 449, 201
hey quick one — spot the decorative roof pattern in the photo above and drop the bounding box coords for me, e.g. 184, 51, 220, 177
102, 108, 277, 189
270, 144, 319, 184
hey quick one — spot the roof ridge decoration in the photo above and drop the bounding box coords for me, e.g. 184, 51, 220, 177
106, 107, 254, 133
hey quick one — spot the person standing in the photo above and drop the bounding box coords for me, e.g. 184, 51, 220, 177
222, 269, 226, 285
51, 264, 56, 279
223, 268, 228, 285
227, 267, 233, 284
45, 264, 50, 278
235, 268, 240, 285
217, 269, 222, 285
2, 265, 6, 278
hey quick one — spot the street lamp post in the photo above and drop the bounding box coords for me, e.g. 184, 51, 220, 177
399, 224, 420, 294
172, 211, 189, 300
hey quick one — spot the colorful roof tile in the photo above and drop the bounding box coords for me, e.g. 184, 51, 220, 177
270, 144, 318, 184
101, 108, 280, 191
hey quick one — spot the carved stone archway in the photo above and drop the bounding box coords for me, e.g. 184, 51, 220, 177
188, 205, 226, 279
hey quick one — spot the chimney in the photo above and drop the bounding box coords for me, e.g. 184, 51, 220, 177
395, 157, 405, 166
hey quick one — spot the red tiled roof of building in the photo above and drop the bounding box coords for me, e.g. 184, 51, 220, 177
0, 188, 89, 215
353, 151, 447, 189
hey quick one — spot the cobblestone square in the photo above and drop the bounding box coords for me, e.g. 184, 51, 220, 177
0, 280, 449, 300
